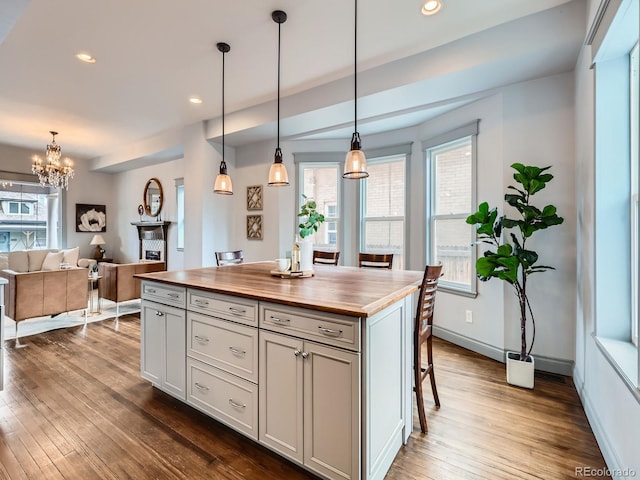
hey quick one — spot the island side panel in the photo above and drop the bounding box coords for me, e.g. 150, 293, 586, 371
362, 296, 412, 480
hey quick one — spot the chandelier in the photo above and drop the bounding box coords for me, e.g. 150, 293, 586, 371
32, 131, 75, 190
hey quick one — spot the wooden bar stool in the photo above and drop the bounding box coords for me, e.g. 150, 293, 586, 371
358, 253, 394, 269
313, 250, 340, 266
414, 264, 443, 433
215, 250, 244, 266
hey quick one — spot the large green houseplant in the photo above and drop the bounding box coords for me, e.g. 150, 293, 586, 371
466, 163, 564, 380
296, 194, 325, 272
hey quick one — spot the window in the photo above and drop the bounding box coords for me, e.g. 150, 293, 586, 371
0, 178, 61, 251
631, 42, 639, 346
175, 178, 184, 251
360, 155, 406, 269
424, 121, 478, 294
298, 164, 340, 250
7, 201, 33, 215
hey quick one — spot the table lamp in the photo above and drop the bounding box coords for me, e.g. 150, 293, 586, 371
90, 234, 106, 259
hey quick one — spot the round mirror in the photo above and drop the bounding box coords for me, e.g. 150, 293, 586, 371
143, 178, 163, 217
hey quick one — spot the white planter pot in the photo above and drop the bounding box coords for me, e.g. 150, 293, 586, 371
299, 237, 314, 273
506, 351, 535, 389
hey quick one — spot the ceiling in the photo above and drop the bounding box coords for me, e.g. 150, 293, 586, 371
0, 0, 585, 166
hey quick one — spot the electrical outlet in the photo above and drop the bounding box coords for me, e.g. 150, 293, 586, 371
465, 310, 473, 324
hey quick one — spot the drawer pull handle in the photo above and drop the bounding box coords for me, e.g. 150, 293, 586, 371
146, 288, 157, 294
194, 335, 209, 343
228, 399, 246, 409
229, 346, 246, 357
155, 311, 164, 317
318, 326, 342, 337
229, 307, 246, 316
194, 382, 209, 392
270, 316, 290, 324
167, 293, 180, 299
194, 299, 210, 306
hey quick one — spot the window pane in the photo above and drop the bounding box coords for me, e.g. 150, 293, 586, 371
432, 218, 473, 286
300, 164, 340, 250
364, 160, 405, 217
0, 180, 58, 251
362, 219, 404, 266
176, 184, 184, 250
433, 138, 472, 215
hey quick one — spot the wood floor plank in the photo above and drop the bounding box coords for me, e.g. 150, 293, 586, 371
1, 314, 608, 480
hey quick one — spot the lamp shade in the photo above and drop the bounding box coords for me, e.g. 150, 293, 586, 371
214, 172, 233, 194
90, 234, 105, 245
343, 132, 369, 179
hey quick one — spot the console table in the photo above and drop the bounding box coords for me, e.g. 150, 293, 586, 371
131, 221, 171, 263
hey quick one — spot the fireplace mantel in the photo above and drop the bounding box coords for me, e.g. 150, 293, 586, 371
131, 221, 171, 263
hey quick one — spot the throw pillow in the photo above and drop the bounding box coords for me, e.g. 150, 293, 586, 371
8, 250, 28, 272
28, 249, 51, 271
0, 254, 8, 271
61, 246, 80, 266
41, 251, 64, 271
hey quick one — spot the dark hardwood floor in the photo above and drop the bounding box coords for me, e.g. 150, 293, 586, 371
0, 315, 609, 479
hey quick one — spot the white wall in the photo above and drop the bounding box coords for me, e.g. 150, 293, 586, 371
113, 158, 185, 270
0, 143, 115, 259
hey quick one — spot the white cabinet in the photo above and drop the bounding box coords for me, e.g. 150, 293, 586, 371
185, 289, 260, 439
259, 330, 360, 480
141, 299, 186, 400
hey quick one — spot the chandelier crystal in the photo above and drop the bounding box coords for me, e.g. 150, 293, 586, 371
32, 131, 75, 190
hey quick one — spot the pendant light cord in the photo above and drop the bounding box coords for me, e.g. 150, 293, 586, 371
277, 20, 281, 149
222, 49, 225, 163
354, 0, 358, 134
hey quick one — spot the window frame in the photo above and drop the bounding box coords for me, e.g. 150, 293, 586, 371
295, 160, 342, 252
359, 153, 407, 269
630, 41, 639, 346
175, 177, 184, 251
423, 121, 479, 296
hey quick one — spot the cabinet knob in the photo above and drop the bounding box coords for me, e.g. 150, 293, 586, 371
155, 311, 164, 316
301, 351, 309, 359
294, 349, 302, 357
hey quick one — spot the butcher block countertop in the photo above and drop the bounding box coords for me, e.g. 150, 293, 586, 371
135, 261, 423, 317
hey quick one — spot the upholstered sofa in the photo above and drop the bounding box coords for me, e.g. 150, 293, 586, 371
98, 260, 165, 314
0, 248, 91, 327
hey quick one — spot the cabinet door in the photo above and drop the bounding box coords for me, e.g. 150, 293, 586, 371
141, 300, 163, 385
304, 341, 360, 480
163, 306, 186, 400
259, 330, 304, 463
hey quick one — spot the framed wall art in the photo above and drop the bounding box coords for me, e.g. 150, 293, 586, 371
76, 204, 107, 232
247, 215, 263, 240
247, 185, 263, 211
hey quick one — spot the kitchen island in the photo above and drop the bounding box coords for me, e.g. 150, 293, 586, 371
136, 261, 423, 480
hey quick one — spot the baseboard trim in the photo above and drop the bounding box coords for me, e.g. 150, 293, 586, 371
433, 326, 574, 376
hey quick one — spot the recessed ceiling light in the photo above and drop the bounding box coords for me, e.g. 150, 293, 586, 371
75, 52, 96, 63
421, 0, 442, 16
189, 97, 203, 104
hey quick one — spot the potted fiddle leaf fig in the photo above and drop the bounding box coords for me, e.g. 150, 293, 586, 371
466, 163, 564, 388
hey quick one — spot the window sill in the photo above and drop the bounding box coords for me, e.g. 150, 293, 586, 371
437, 284, 478, 298
593, 334, 640, 402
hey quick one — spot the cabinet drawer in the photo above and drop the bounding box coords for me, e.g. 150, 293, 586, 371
260, 303, 360, 352
142, 281, 186, 308
187, 358, 258, 440
187, 312, 258, 383
187, 289, 257, 327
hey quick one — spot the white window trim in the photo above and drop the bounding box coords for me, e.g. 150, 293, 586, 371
423, 121, 479, 296
359, 154, 407, 269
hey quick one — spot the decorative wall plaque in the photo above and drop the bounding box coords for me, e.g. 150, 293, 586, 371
247, 185, 263, 210
247, 215, 263, 240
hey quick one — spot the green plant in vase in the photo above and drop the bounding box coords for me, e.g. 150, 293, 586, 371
298, 194, 325, 239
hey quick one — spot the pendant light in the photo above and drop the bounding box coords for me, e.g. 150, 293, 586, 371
214, 42, 233, 195
267, 10, 290, 187
343, 0, 368, 179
